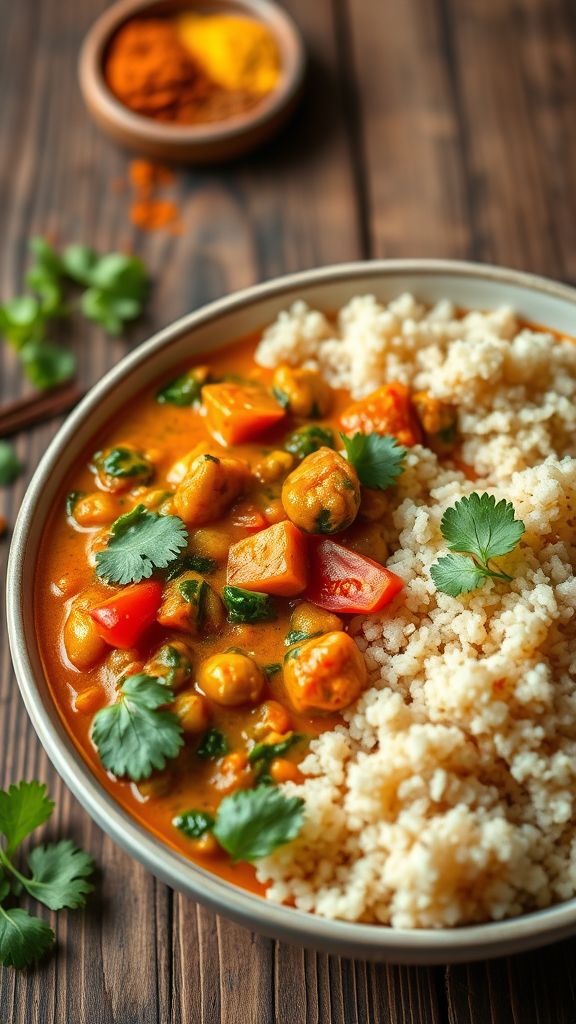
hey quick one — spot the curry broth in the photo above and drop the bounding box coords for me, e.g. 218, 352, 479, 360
35, 332, 349, 891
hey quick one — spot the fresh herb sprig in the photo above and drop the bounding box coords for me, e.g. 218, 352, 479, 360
0, 781, 94, 970
212, 787, 305, 862
430, 492, 525, 596
0, 442, 22, 486
95, 505, 188, 584
340, 432, 406, 490
0, 238, 150, 391
91, 674, 184, 781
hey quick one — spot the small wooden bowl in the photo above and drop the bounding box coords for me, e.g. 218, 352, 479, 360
79, 0, 306, 163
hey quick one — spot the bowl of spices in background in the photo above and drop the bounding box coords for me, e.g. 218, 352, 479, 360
79, 0, 306, 163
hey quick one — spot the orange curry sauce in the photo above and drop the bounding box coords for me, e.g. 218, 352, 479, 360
35, 332, 358, 894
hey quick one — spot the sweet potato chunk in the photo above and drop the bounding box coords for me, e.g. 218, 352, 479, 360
340, 383, 422, 447
227, 520, 308, 597
202, 382, 286, 445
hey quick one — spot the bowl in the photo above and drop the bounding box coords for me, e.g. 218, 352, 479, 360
78, 0, 306, 163
8, 259, 576, 964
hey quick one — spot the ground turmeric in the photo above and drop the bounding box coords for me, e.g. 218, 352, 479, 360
105, 14, 281, 126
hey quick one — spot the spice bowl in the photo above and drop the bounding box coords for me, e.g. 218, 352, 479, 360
79, 0, 306, 163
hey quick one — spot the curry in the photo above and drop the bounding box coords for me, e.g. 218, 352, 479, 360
35, 331, 455, 891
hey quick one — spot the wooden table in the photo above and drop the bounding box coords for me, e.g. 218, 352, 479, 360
2, 0, 576, 1019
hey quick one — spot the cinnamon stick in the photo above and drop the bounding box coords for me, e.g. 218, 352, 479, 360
0, 382, 86, 438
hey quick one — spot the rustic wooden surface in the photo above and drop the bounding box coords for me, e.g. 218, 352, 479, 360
2, 0, 576, 1020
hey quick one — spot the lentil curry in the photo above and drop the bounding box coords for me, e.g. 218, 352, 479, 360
35, 330, 457, 892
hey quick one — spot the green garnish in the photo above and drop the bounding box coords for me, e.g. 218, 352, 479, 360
94, 446, 151, 480
284, 424, 335, 460
196, 728, 228, 760
65, 490, 84, 517
164, 553, 217, 580
314, 509, 333, 534
0, 781, 94, 969
156, 370, 206, 407
0, 442, 22, 486
272, 387, 290, 410
91, 674, 184, 781
149, 644, 192, 690
248, 734, 305, 783
0, 239, 150, 392
79, 252, 148, 335
430, 492, 526, 596
173, 810, 215, 839
95, 504, 188, 584
283, 646, 303, 663
340, 432, 406, 490
223, 586, 276, 624
284, 630, 321, 647
178, 578, 207, 624
262, 663, 281, 678
212, 787, 304, 862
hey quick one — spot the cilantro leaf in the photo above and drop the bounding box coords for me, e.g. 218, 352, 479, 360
60, 244, 98, 286
0, 442, 22, 486
0, 782, 54, 857
80, 254, 148, 334
441, 492, 525, 563
213, 786, 304, 862
340, 432, 406, 490
173, 810, 215, 839
196, 728, 228, 760
431, 492, 525, 596
23, 841, 94, 911
430, 553, 488, 597
95, 504, 188, 584
92, 674, 184, 780
25, 238, 66, 317
0, 295, 45, 350
20, 339, 76, 390
0, 907, 54, 969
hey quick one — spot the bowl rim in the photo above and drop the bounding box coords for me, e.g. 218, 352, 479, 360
8, 257, 576, 964
78, 0, 306, 143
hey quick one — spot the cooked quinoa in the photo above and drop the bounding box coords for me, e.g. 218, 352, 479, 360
253, 293, 576, 928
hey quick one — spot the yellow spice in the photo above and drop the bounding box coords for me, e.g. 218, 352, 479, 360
177, 13, 281, 95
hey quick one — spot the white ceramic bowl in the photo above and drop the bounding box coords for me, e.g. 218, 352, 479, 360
8, 260, 576, 964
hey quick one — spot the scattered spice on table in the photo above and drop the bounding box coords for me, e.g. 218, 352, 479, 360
104, 12, 281, 125
128, 160, 182, 233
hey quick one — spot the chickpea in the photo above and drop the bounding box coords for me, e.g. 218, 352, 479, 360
290, 601, 342, 637
73, 492, 120, 527
107, 647, 141, 678
139, 488, 174, 511
358, 487, 389, 523
137, 774, 172, 799
173, 691, 212, 734
198, 652, 265, 707
174, 453, 250, 526
339, 522, 389, 565
253, 450, 294, 484
281, 448, 360, 535
272, 366, 333, 418
190, 527, 231, 563
144, 640, 194, 692
284, 632, 367, 714
262, 497, 288, 525
92, 445, 153, 493
270, 759, 302, 784
252, 700, 293, 738
190, 832, 221, 857
74, 684, 106, 715
64, 589, 108, 671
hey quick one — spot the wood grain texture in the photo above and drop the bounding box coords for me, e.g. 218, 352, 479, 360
2, 0, 576, 1020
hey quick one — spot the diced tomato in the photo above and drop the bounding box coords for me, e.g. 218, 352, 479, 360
306, 539, 403, 613
202, 382, 286, 445
340, 382, 423, 447
89, 581, 163, 649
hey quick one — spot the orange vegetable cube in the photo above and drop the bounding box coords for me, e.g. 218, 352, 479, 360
227, 520, 308, 597
202, 382, 286, 445
340, 382, 422, 447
